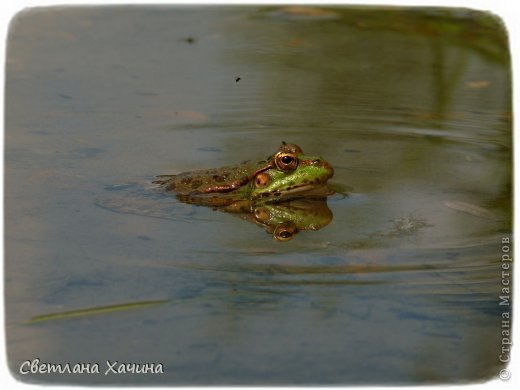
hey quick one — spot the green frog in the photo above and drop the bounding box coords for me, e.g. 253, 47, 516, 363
154, 142, 334, 207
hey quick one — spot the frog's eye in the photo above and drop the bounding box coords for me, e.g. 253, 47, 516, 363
273, 222, 298, 242
254, 172, 271, 188
274, 152, 298, 171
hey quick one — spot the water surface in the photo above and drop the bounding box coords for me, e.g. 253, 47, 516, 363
5, 6, 512, 384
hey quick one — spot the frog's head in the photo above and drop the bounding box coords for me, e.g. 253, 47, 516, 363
250, 144, 334, 201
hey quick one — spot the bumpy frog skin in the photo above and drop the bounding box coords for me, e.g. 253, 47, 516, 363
154, 143, 334, 206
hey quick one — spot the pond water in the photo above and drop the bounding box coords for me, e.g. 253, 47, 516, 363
5, 6, 512, 384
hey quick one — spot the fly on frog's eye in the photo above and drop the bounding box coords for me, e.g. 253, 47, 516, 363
275, 152, 298, 171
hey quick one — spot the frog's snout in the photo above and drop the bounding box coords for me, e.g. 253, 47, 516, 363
325, 162, 334, 178
324, 162, 334, 179
311, 157, 334, 179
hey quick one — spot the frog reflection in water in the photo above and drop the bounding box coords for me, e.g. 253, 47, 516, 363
154, 143, 335, 241
236, 199, 333, 242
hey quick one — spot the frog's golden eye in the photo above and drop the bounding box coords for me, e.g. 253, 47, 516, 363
274, 152, 298, 171
254, 172, 271, 188
273, 222, 298, 242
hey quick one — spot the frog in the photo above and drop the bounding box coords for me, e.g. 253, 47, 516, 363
154, 142, 334, 207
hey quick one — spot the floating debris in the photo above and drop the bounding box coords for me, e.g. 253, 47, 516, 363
466, 80, 491, 89
444, 200, 495, 219
179, 36, 196, 44
391, 215, 431, 236
197, 146, 222, 152
275, 6, 341, 20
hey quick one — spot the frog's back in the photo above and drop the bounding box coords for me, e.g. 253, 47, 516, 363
154, 160, 265, 194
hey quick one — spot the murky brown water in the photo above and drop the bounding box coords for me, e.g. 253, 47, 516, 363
5, 6, 512, 384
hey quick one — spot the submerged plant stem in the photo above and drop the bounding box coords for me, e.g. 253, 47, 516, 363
27, 300, 170, 324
